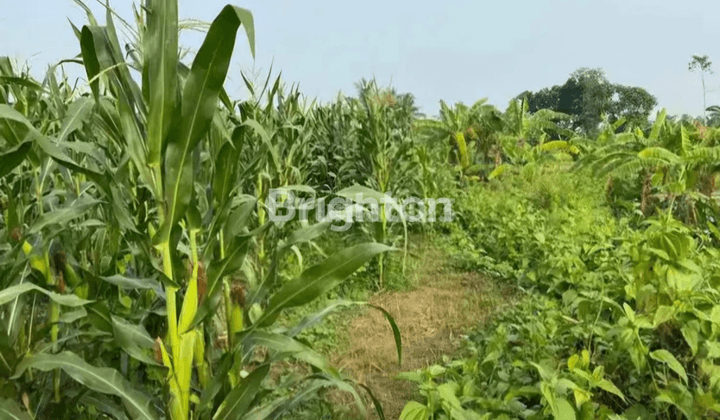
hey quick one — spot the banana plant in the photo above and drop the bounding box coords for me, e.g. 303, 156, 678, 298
577, 109, 720, 222
497, 98, 574, 171
415, 98, 502, 180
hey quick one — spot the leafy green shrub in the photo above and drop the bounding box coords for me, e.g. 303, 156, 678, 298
402, 167, 720, 419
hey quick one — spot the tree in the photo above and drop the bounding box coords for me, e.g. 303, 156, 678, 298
610, 85, 659, 128
570, 68, 615, 132
518, 68, 657, 134
689, 55, 713, 122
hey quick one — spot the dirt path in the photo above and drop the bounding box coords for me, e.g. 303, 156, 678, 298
331, 242, 510, 419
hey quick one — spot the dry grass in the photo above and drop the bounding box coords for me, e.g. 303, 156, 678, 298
329, 241, 512, 419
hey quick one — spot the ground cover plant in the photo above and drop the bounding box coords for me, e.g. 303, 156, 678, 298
399, 165, 720, 419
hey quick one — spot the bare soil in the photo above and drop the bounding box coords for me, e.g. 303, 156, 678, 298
330, 242, 512, 419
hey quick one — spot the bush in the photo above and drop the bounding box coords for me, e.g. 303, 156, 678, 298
401, 166, 720, 419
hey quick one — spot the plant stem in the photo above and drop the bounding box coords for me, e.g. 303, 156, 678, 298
379, 199, 387, 289
219, 231, 234, 350
151, 165, 166, 223
161, 243, 178, 359
35, 170, 60, 402
256, 174, 266, 280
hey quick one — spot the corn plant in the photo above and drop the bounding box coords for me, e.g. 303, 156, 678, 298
0, 1, 402, 419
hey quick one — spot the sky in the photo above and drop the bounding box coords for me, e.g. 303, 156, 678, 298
1, 0, 719, 117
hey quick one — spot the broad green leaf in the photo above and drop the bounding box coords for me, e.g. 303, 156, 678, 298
0, 76, 44, 92
79, 395, 130, 420
13, 352, 159, 420
0, 140, 31, 178
160, 5, 255, 242
399, 401, 431, 420
244, 380, 325, 420
28, 197, 100, 234
554, 397, 577, 420
57, 97, 94, 142
211, 133, 243, 215
681, 322, 700, 356
255, 243, 392, 327
221, 197, 257, 244
489, 164, 509, 180
240, 332, 331, 372
530, 361, 555, 382
100, 275, 162, 290
213, 364, 269, 420
436, 383, 462, 410
144, 0, 178, 165
0, 104, 34, 135
623, 303, 636, 323
280, 221, 332, 251
396, 371, 424, 383
33, 133, 107, 183
653, 305, 675, 327
596, 378, 626, 401
650, 350, 688, 383
60, 307, 88, 323
0, 283, 91, 307
649, 109, 666, 141
680, 125, 690, 155
0, 398, 33, 420
80, 25, 150, 187
104, 4, 145, 111
112, 316, 162, 366
79, 26, 106, 99
0, 105, 39, 165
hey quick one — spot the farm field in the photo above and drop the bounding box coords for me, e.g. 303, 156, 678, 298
2, 1, 720, 420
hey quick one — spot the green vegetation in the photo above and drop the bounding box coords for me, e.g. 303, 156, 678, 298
2, 2, 720, 420
399, 121, 720, 418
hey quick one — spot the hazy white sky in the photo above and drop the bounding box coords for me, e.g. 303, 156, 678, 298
1, 0, 718, 117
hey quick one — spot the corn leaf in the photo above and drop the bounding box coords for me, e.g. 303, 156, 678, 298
0, 283, 91, 307
12, 352, 159, 420
160, 5, 255, 243
214, 364, 269, 420
111, 316, 162, 366
0, 398, 33, 420
0, 140, 31, 178
144, 0, 178, 165
255, 243, 392, 328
